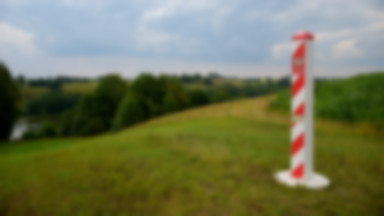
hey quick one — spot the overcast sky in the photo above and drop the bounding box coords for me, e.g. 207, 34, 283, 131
0, 0, 383, 78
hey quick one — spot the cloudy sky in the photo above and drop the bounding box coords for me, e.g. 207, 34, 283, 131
0, 0, 383, 78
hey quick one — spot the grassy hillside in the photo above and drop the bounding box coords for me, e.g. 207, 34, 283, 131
1, 95, 383, 215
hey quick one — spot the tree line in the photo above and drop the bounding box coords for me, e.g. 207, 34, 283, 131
0, 61, 291, 141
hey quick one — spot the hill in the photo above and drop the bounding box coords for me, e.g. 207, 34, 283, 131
0, 95, 383, 215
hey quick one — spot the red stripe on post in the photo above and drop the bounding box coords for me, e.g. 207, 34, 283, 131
294, 103, 305, 116
292, 74, 304, 97
291, 163, 304, 179
291, 133, 304, 155
291, 43, 305, 74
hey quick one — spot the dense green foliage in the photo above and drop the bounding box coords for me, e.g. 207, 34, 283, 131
111, 74, 190, 132
0, 62, 20, 141
18, 76, 93, 117
112, 93, 145, 131
93, 74, 128, 128
22, 122, 59, 140
271, 72, 384, 127
180, 73, 290, 101
22, 76, 90, 92
71, 94, 109, 136
61, 74, 191, 136
26, 92, 81, 116
187, 89, 209, 107
13, 72, 293, 139
67, 74, 128, 136
0, 96, 383, 215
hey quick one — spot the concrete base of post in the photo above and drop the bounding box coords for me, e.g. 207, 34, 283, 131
275, 170, 330, 189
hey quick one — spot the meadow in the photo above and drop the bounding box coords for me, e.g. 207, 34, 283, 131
1, 94, 383, 215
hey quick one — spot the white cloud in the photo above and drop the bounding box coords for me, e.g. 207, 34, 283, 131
142, 8, 167, 21
134, 26, 180, 52
140, 0, 217, 22
272, 0, 375, 23
211, 6, 232, 33
139, 0, 232, 32
317, 18, 384, 42
332, 39, 363, 59
136, 0, 222, 52
60, 0, 108, 13
0, 22, 39, 56
271, 42, 295, 60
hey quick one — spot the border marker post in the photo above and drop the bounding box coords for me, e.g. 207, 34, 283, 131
275, 30, 330, 189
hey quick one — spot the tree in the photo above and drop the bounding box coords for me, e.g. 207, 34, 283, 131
93, 74, 127, 130
131, 73, 164, 105
71, 94, 109, 136
160, 75, 189, 110
131, 73, 165, 117
60, 109, 75, 136
162, 92, 178, 113
0, 62, 20, 141
61, 74, 128, 136
112, 92, 145, 131
188, 89, 209, 107
26, 92, 81, 116
95, 74, 127, 109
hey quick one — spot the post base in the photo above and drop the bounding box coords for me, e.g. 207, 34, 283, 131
275, 170, 330, 189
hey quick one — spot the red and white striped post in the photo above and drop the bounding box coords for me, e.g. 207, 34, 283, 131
275, 30, 330, 189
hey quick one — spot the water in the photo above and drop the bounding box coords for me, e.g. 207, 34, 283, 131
10, 120, 40, 141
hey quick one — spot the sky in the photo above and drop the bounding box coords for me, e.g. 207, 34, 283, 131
0, 0, 383, 78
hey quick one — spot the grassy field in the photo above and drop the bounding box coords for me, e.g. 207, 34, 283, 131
61, 82, 98, 94
0, 95, 383, 215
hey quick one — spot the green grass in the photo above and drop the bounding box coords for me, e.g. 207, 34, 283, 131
1, 95, 383, 215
